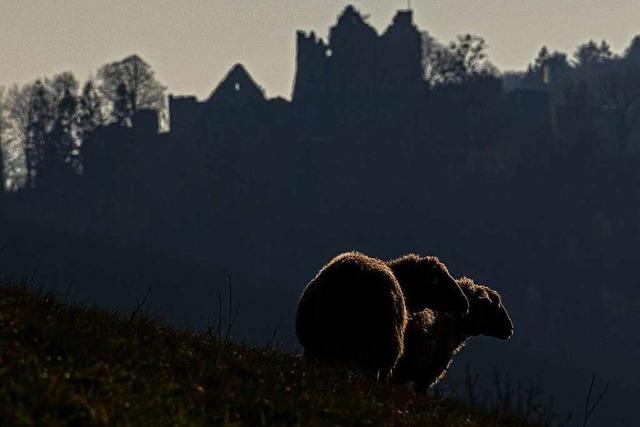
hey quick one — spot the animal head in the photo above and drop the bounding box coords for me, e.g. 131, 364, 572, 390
389, 254, 469, 315
457, 277, 514, 340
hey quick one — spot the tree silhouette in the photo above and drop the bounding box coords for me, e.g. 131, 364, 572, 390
97, 55, 166, 126
574, 40, 613, 68
77, 79, 105, 143
533, 46, 551, 71
624, 35, 640, 63
47, 72, 78, 103
40, 73, 80, 186
523, 46, 572, 91
2, 86, 26, 189
27, 82, 54, 187
423, 34, 496, 86
7, 81, 55, 188
111, 83, 133, 126
594, 64, 640, 150
0, 87, 7, 189
421, 31, 445, 86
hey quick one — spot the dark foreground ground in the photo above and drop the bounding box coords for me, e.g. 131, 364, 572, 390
0, 284, 542, 426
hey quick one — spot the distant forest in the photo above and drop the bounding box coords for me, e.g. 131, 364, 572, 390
1, 7, 640, 424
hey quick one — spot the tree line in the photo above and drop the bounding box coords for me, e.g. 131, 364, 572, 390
3, 33, 640, 191
0, 55, 166, 190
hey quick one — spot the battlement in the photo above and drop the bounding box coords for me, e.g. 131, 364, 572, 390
292, 5, 423, 132
392, 10, 414, 27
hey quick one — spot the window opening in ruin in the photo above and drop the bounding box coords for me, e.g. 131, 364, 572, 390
234, 82, 241, 92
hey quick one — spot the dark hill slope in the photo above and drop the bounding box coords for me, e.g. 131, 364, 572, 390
0, 284, 539, 426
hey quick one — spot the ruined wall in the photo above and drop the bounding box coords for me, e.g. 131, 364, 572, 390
133, 109, 160, 135
327, 5, 379, 135
292, 31, 330, 130
292, 7, 424, 137
169, 95, 204, 137
378, 10, 424, 132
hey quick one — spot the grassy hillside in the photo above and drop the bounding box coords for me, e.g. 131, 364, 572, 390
0, 284, 541, 426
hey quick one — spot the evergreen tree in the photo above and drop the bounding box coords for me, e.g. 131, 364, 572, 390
523, 46, 571, 91
625, 35, 640, 64
574, 40, 613, 68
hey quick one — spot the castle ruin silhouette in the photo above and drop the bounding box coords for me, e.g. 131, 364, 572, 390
166, 7, 426, 141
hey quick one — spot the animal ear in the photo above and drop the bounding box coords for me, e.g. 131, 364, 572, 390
488, 289, 501, 304
478, 294, 492, 303
432, 272, 469, 315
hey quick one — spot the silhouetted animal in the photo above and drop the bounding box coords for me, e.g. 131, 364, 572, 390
386, 254, 469, 315
295, 251, 408, 378
393, 277, 514, 390
295, 251, 471, 378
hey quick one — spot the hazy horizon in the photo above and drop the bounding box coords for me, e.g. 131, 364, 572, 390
2, 0, 640, 100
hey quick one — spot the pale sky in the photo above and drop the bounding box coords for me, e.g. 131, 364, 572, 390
2, 1, 639, 100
